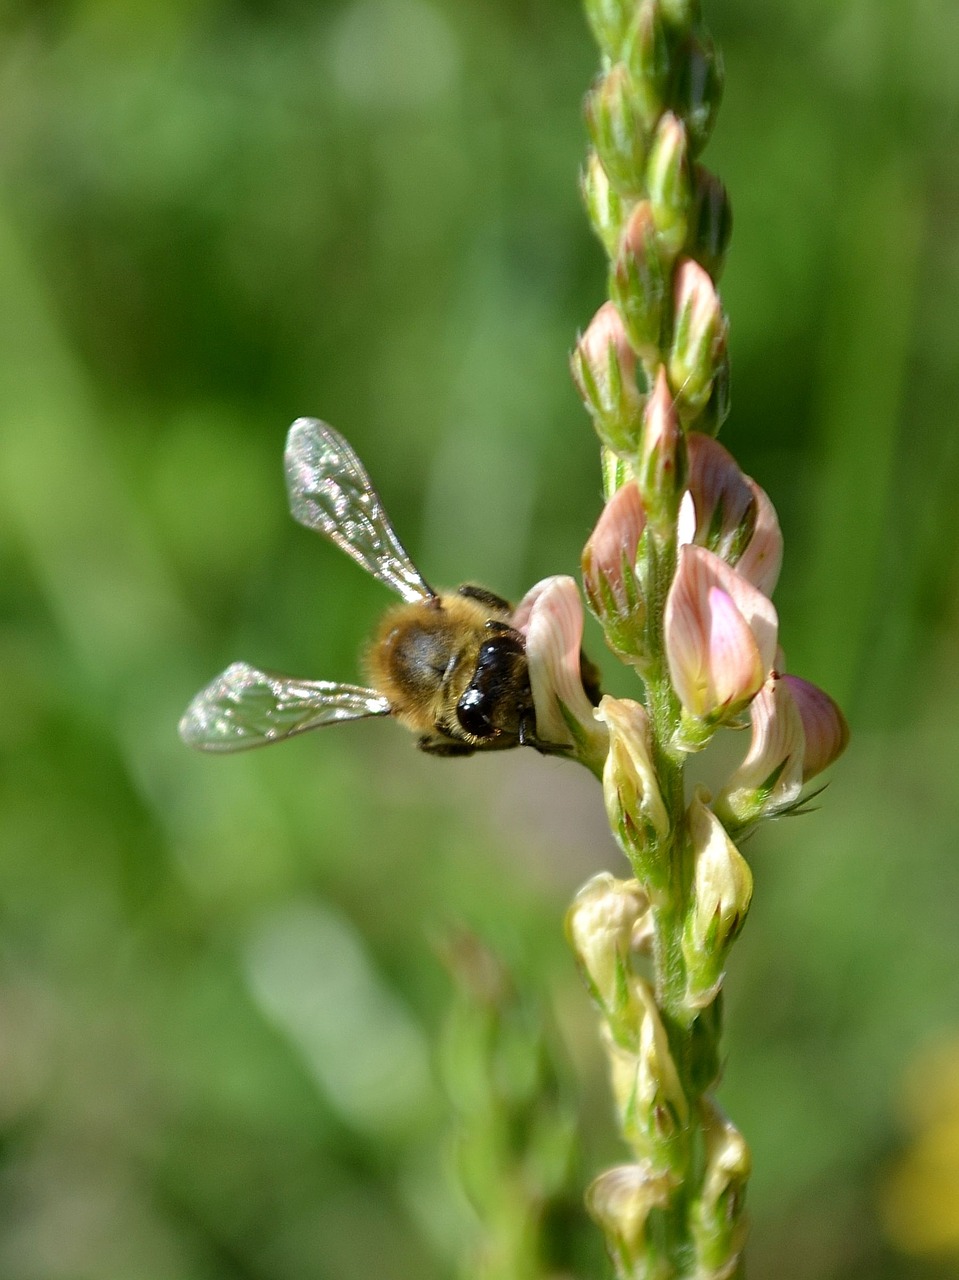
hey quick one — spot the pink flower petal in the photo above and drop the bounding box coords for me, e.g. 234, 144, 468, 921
664, 545, 778, 721
716, 673, 804, 821
683, 434, 784, 597
520, 575, 606, 753
782, 675, 849, 780
736, 479, 783, 597
582, 481, 646, 608
706, 587, 766, 713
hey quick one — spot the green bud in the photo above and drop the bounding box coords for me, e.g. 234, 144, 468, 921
581, 151, 630, 259
646, 112, 691, 259
637, 366, 688, 539
611, 202, 668, 363
687, 163, 733, 281
582, 486, 650, 663
667, 257, 727, 420
583, 0, 635, 59
669, 34, 724, 156
623, 0, 670, 130
585, 64, 650, 196
570, 301, 645, 453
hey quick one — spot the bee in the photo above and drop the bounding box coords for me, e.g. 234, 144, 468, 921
180, 419, 601, 758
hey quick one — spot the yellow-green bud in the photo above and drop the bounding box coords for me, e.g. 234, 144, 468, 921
682, 788, 753, 1007
690, 1098, 752, 1274
602, 978, 689, 1166
586, 1162, 676, 1278
595, 696, 670, 887
566, 873, 651, 1027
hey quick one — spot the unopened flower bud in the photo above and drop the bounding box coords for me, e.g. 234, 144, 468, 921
714, 674, 804, 827
611, 202, 668, 363
583, 0, 634, 60
515, 576, 609, 773
646, 112, 691, 259
672, 33, 724, 156
687, 164, 733, 281
623, 0, 669, 129
638, 366, 688, 538
582, 481, 649, 662
595, 696, 670, 885
679, 435, 783, 596
581, 151, 629, 259
585, 64, 649, 195
667, 258, 727, 420
567, 873, 651, 1024
682, 788, 753, 1007
781, 675, 849, 781
664, 545, 778, 739
571, 301, 644, 454
586, 1162, 675, 1276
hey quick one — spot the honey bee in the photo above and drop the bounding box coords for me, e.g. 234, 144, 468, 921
180, 419, 600, 758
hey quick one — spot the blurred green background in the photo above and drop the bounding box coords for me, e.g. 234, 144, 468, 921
1, 0, 958, 1276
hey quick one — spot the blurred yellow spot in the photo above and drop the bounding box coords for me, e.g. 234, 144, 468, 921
882, 1039, 959, 1255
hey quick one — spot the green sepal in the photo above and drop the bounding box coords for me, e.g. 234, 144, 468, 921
571, 335, 645, 454
601, 445, 633, 499
585, 64, 651, 196
646, 113, 691, 259
581, 152, 631, 258
691, 341, 731, 435
623, 0, 670, 130
610, 204, 668, 362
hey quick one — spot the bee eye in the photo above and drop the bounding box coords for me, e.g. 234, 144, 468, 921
457, 688, 492, 737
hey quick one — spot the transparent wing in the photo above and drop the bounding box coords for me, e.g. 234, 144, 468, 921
179, 662, 392, 752
285, 418, 434, 603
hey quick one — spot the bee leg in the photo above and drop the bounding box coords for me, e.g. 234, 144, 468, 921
417, 734, 476, 758
457, 584, 513, 614
517, 711, 572, 758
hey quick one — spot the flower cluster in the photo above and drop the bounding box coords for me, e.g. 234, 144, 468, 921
548, 0, 850, 1274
